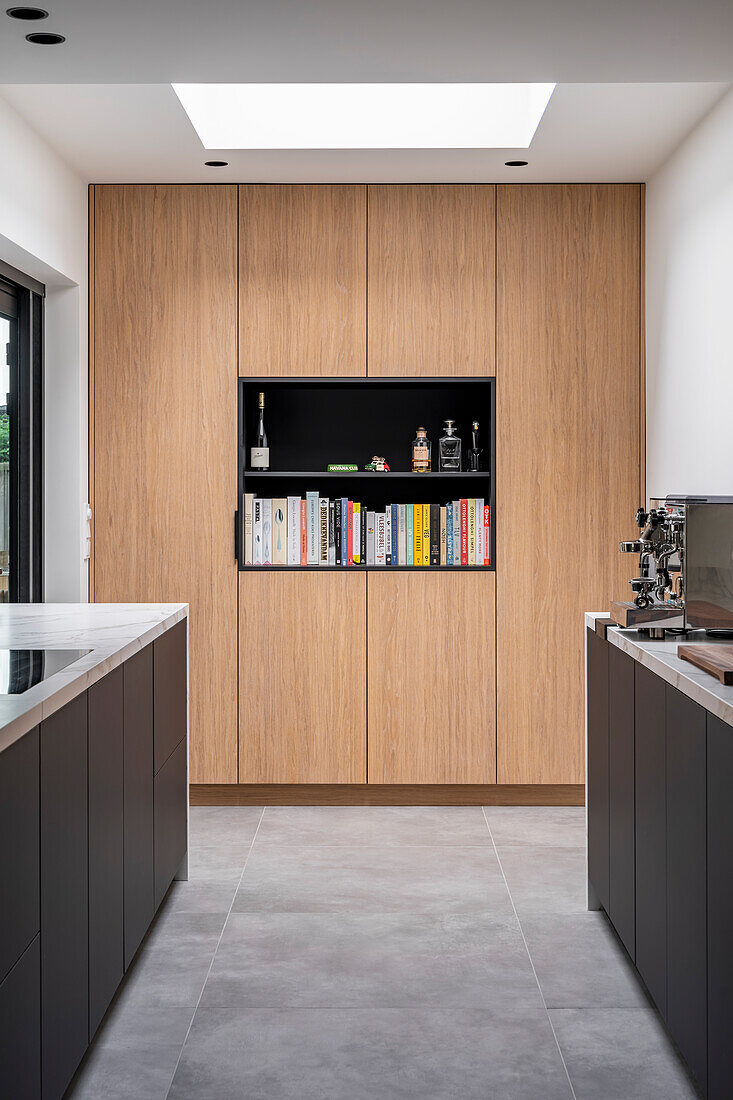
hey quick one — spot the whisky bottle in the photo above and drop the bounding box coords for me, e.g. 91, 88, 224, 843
438, 420, 462, 470
251, 392, 269, 470
468, 420, 482, 472
411, 427, 432, 473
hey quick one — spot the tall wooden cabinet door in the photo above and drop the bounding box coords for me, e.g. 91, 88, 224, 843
239, 184, 366, 376
368, 572, 495, 784
367, 184, 495, 376
239, 572, 367, 782
496, 184, 642, 783
92, 185, 238, 783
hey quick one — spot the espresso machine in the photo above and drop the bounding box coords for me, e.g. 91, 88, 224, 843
613, 496, 733, 637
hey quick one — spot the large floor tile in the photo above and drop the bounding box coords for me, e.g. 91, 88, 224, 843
521, 913, 648, 1008
185, 844, 252, 884
188, 806, 263, 848
201, 910, 543, 1009
112, 916, 222, 1010
254, 806, 492, 847
168, 1005, 574, 1100
484, 806, 586, 849
158, 880, 238, 916
233, 844, 506, 914
498, 846, 588, 917
549, 1007, 700, 1100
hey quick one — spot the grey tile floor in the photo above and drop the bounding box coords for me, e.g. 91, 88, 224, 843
68, 806, 701, 1100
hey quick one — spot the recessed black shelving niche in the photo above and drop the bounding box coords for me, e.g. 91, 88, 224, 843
237, 377, 495, 571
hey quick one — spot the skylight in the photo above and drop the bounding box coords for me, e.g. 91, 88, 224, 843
172, 83, 555, 150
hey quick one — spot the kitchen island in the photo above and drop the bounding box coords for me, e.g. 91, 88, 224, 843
0, 603, 188, 1100
586, 613, 733, 1100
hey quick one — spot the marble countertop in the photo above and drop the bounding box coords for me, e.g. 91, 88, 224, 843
586, 611, 733, 729
0, 603, 188, 755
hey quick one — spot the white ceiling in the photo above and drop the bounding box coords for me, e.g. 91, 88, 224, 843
0, 82, 728, 183
1, 0, 733, 83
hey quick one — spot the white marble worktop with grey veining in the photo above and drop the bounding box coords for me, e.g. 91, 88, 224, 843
0, 603, 188, 755
586, 611, 733, 729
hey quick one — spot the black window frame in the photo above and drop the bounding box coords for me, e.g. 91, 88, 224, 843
0, 258, 44, 602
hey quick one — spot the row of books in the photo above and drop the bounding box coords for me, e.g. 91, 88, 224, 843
243, 493, 491, 567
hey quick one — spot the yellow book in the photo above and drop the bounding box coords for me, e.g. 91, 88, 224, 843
422, 505, 430, 566
468, 498, 476, 565
440, 506, 447, 565
414, 504, 423, 564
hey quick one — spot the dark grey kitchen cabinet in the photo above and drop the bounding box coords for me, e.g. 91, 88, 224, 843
40, 693, 88, 1100
707, 712, 733, 1100
154, 738, 187, 909
586, 628, 610, 911
634, 661, 667, 1015
153, 620, 187, 774
88, 666, 125, 1038
0, 727, 39, 986
0, 935, 41, 1100
666, 684, 707, 1095
608, 644, 635, 959
123, 644, 155, 969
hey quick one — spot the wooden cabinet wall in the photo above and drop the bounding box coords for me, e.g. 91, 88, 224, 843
91, 184, 238, 783
92, 182, 643, 790
496, 184, 643, 784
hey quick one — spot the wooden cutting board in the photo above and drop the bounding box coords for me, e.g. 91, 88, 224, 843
678, 644, 733, 685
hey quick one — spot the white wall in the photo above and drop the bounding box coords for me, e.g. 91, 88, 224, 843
0, 94, 88, 601
646, 86, 733, 500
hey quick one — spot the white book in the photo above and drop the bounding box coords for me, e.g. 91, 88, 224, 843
287, 496, 300, 565
366, 511, 376, 566
452, 499, 460, 565
398, 504, 407, 566
353, 505, 361, 565
253, 497, 263, 565
376, 512, 386, 566
244, 493, 254, 565
262, 498, 272, 565
384, 505, 392, 565
476, 497, 484, 566
272, 498, 287, 565
306, 491, 319, 565
319, 497, 329, 565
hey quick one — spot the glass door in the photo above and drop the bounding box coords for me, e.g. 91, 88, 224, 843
0, 280, 17, 603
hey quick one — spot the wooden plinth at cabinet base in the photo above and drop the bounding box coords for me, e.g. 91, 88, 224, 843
189, 784, 585, 807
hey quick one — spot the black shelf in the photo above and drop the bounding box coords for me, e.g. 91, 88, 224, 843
244, 470, 490, 479
240, 565, 494, 572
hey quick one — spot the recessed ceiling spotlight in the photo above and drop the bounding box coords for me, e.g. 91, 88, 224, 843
25, 29, 64, 42
204, 160, 229, 167
6, 6, 49, 18
505, 160, 528, 167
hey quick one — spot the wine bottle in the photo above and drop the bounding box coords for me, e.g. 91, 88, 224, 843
251, 392, 269, 470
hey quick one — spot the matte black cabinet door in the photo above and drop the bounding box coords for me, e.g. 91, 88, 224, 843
634, 662, 667, 1016
587, 628, 610, 911
0, 935, 41, 1100
40, 693, 88, 1100
666, 684, 707, 1094
0, 728, 39, 985
88, 667, 124, 1039
608, 644, 635, 958
154, 738, 187, 909
124, 645, 154, 969
708, 712, 733, 1100
153, 620, 187, 774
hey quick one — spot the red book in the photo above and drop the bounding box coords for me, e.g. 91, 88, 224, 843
484, 505, 491, 566
300, 499, 307, 566
460, 499, 468, 565
347, 500, 354, 566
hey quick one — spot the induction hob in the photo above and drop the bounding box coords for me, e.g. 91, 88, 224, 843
0, 649, 91, 694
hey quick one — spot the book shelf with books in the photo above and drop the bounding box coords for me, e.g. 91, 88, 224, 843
237, 377, 495, 570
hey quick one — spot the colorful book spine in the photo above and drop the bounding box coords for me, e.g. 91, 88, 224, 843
360, 508, 367, 565
300, 499, 307, 565
398, 504, 407, 566
452, 500, 460, 565
347, 500, 354, 566
414, 504, 423, 564
406, 505, 414, 566
353, 503, 361, 565
306, 491, 319, 565
319, 497, 329, 565
341, 498, 348, 566
262, 498, 272, 565
273, 498, 287, 565
468, 498, 476, 565
422, 505, 430, 566
244, 493, 254, 565
391, 504, 399, 566
328, 500, 336, 565
385, 506, 392, 566
253, 497, 263, 565
460, 498, 468, 565
376, 512, 386, 565
484, 505, 491, 566
287, 496, 300, 565
334, 499, 342, 564
446, 502, 453, 566
429, 503, 440, 566
440, 506, 447, 566
476, 497, 484, 567
366, 510, 376, 565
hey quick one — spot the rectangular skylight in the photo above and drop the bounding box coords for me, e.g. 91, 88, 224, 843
172, 83, 555, 150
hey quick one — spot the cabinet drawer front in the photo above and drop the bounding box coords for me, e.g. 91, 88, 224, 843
124, 646, 155, 968
586, 629, 609, 910
154, 739, 188, 909
608, 644, 635, 958
0, 935, 40, 1100
0, 729, 39, 985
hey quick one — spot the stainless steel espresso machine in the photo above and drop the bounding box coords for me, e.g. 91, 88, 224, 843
613, 496, 733, 637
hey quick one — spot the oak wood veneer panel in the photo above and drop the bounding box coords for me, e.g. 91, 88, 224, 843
496, 184, 642, 784
239, 184, 366, 376
368, 571, 496, 784
367, 184, 495, 376
239, 571, 367, 783
92, 184, 238, 783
